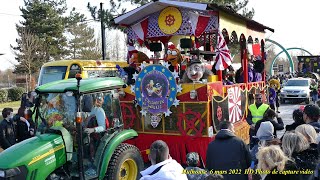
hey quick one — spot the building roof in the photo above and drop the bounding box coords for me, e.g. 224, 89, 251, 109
113, 0, 274, 33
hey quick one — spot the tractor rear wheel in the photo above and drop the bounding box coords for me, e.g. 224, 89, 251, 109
105, 143, 143, 180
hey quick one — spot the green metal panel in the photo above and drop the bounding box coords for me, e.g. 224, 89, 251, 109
0, 134, 66, 180
98, 129, 138, 179
266, 39, 294, 73
36, 77, 124, 94
269, 47, 313, 75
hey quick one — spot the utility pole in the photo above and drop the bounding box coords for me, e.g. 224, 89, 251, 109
100, 3, 106, 60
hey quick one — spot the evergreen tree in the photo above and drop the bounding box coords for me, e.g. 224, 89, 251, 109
67, 22, 101, 60
17, 0, 68, 62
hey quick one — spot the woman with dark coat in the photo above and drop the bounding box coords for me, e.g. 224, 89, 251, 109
285, 108, 305, 132
14, 107, 35, 142
282, 131, 318, 180
254, 109, 284, 138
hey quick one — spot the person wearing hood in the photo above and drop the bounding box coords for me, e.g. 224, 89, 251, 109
254, 109, 284, 138
140, 140, 187, 180
303, 104, 320, 133
206, 121, 251, 180
0, 108, 16, 150
250, 121, 281, 166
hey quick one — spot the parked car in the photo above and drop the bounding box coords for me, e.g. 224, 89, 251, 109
280, 78, 312, 104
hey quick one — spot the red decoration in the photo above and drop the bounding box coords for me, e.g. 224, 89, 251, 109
132, 17, 148, 42
189, 12, 210, 37
177, 109, 205, 137
215, 31, 232, 70
125, 134, 214, 165
121, 103, 136, 128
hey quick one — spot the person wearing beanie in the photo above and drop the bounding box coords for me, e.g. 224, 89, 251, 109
303, 104, 320, 133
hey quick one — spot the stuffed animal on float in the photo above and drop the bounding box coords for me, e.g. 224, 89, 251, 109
129, 50, 149, 68
268, 79, 280, 106
181, 58, 213, 83
124, 50, 149, 85
166, 44, 183, 72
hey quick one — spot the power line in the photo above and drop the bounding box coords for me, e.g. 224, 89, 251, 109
0, 12, 22, 17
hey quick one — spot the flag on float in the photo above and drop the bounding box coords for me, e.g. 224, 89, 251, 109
131, 17, 148, 42
215, 31, 232, 70
189, 12, 210, 37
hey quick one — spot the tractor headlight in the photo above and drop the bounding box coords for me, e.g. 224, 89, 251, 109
0, 170, 5, 177
0, 167, 21, 178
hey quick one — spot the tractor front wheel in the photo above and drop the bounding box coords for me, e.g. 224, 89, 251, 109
105, 143, 144, 180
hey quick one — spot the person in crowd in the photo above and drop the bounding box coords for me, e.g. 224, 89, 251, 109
0, 108, 16, 150
246, 93, 270, 148
303, 104, 320, 133
250, 121, 281, 166
256, 145, 297, 180
206, 121, 251, 180
185, 152, 209, 180
254, 109, 284, 138
275, 88, 281, 113
140, 140, 187, 180
310, 79, 318, 104
282, 131, 318, 179
14, 107, 35, 142
295, 124, 318, 149
285, 108, 305, 132
204, 174, 224, 180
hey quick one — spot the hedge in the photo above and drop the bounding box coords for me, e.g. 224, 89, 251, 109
8, 87, 26, 101
0, 89, 8, 103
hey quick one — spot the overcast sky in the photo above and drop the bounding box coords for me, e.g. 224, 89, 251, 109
0, 0, 319, 71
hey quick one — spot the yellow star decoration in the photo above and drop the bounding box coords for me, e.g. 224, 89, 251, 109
171, 87, 175, 91
138, 98, 141, 101
169, 98, 173, 101
169, 77, 172, 80
144, 70, 147, 73
153, 67, 156, 70
162, 68, 165, 72
138, 78, 141, 81
136, 87, 139, 91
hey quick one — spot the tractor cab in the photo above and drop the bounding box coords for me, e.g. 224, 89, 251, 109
0, 77, 143, 180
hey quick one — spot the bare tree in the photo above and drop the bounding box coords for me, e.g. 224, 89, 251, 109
11, 28, 46, 91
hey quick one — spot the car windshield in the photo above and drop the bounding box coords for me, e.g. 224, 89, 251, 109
38, 66, 67, 86
285, 80, 308, 86
36, 91, 122, 133
37, 93, 76, 133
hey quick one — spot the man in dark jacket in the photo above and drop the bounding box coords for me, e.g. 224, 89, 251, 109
206, 121, 251, 180
0, 108, 16, 150
303, 104, 320, 133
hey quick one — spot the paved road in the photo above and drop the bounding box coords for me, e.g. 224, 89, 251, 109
277, 102, 306, 137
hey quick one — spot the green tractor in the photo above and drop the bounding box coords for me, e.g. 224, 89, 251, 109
0, 76, 143, 180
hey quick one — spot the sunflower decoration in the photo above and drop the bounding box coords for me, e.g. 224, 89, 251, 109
166, 44, 182, 66
47, 112, 64, 127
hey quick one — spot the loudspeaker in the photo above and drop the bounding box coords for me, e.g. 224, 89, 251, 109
149, 43, 162, 52
180, 38, 192, 49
